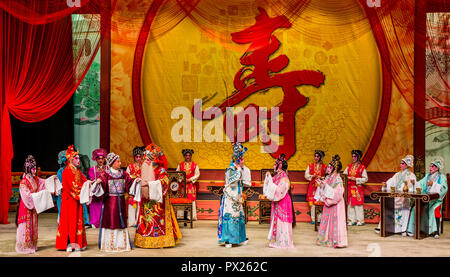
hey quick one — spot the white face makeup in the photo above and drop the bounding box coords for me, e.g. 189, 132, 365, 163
72, 155, 81, 167
430, 164, 439, 174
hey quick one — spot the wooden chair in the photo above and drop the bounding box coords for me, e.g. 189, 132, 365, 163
259, 169, 274, 224
167, 170, 193, 228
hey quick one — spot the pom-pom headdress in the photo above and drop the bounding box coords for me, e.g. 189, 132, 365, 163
329, 155, 342, 173
57, 150, 67, 166
24, 155, 37, 174
232, 142, 247, 162
66, 145, 79, 161
145, 143, 168, 170
274, 153, 288, 172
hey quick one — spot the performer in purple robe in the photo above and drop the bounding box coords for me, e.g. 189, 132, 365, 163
95, 152, 134, 252
87, 148, 107, 228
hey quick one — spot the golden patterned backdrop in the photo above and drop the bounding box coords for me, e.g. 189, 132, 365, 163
110, 0, 414, 171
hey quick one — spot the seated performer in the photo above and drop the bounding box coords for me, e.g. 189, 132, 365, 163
374, 155, 416, 236
316, 155, 347, 248
305, 150, 327, 224
407, 158, 448, 238
55, 145, 88, 252
343, 150, 368, 226
87, 148, 107, 228
263, 153, 294, 248
126, 146, 144, 227
15, 155, 56, 254
134, 143, 182, 248
218, 142, 248, 248
96, 152, 134, 252
176, 149, 200, 222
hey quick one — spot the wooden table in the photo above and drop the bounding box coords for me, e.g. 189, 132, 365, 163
370, 191, 439, 240
207, 185, 260, 223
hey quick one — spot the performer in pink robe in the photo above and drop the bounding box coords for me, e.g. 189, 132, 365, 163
263, 153, 294, 248
15, 155, 48, 254
87, 148, 107, 228
316, 155, 347, 248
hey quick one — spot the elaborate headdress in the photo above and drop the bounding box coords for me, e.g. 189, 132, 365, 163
144, 143, 168, 170
106, 152, 120, 167
401, 154, 414, 168
24, 155, 37, 174
431, 157, 444, 170
329, 155, 342, 172
57, 150, 67, 166
92, 148, 107, 161
182, 149, 194, 156
274, 153, 288, 172
231, 142, 247, 163
314, 150, 325, 160
351, 150, 363, 161
132, 146, 145, 158
66, 145, 79, 161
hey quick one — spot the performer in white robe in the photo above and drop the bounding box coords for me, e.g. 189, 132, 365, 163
374, 155, 416, 236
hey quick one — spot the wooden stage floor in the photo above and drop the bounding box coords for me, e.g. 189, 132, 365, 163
1, 212, 450, 257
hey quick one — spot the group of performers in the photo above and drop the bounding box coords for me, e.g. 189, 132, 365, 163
13, 142, 448, 254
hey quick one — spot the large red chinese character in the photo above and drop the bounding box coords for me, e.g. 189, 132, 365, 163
193, 7, 325, 160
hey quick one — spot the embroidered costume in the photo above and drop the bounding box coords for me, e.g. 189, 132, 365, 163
263, 154, 294, 248
134, 144, 182, 248
343, 150, 368, 226
55, 146, 88, 251
87, 148, 107, 228
305, 150, 327, 223
218, 143, 248, 247
316, 155, 347, 248
176, 149, 200, 220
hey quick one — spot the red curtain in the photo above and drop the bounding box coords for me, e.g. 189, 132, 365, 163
0, 2, 102, 223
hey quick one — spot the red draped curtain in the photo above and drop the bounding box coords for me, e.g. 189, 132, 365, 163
0, 0, 105, 223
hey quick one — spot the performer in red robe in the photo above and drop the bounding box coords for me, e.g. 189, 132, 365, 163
343, 150, 368, 226
305, 150, 327, 224
126, 146, 144, 227
176, 149, 200, 221
134, 143, 182, 248
55, 145, 88, 251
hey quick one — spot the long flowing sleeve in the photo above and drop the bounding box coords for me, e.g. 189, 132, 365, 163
385, 173, 397, 188
224, 169, 241, 203
324, 185, 344, 207
88, 167, 96, 181
439, 174, 448, 200
272, 178, 290, 202
304, 166, 312, 181
242, 166, 251, 187
19, 178, 35, 210
356, 169, 368, 185
417, 175, 428, 193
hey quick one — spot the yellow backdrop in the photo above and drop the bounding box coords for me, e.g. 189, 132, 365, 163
110, 0, 413, 171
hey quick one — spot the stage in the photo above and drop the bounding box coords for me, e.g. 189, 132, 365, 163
1, 212, 449, 257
